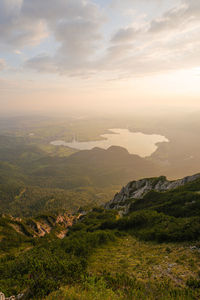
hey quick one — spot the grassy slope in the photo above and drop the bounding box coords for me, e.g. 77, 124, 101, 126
1, 204, 200, 299
46, 235, 200, 300
88, 235, 200, 287
45, 203, 200, 300
44, 178, 200, 300
1, 185, 119, 217
0, 216, 33, 257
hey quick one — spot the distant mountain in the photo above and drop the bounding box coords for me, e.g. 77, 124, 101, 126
64, 145, 159, 186
0, 135, 159, 188
0, 136, 161, 216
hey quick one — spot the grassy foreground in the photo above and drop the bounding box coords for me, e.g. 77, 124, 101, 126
46, 235, 200, 300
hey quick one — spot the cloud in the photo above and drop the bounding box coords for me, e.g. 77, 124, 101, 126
25, 55, 58, 73
110, 0, 161, 9
14, 50, 22, 55
0, 59, 6, 71
1, 0, 200, 77
23, 0, 104, 75
149, 1, 200, 34
99, 0, 200, 77
0, 0, 102, 53
0, 0, 48, 48
111, 27, 140, 43
0, 0, 104, 74
26, 17, 103, 75
111, 0, 200, 43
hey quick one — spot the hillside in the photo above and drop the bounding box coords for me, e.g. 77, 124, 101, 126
105, 173, 200, 213
0, 212, 77, 257
0, 135, 159, 217
1, 174, 200, 299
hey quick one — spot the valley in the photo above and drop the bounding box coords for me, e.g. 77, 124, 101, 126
1, 114, 200, 299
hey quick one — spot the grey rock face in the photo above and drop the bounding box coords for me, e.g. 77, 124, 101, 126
105, 173, 200, 212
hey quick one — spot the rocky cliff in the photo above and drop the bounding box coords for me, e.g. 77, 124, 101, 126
1, 213, 81, 240
105, 173, 200, 214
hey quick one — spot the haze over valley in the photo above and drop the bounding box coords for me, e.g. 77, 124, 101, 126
51, 128, 169, 157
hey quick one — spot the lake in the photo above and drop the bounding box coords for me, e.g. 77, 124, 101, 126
50, 128, 169, 157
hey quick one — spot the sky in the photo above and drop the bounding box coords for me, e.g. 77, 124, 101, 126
1, 0, 200, 115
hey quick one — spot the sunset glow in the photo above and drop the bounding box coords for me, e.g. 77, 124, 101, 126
0, 0, 200, 115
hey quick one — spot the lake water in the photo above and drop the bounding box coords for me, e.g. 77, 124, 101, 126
50, 128, 169, 157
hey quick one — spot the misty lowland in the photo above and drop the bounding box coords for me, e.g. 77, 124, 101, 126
0, 112, 200, 300
1, 0, 200, 299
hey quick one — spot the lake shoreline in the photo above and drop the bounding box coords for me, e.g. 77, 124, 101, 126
50, 128, 169, 158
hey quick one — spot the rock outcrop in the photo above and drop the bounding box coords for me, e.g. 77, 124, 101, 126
1, 213, 81, 240
0, 292, 23, 300
105, 173, 200, 214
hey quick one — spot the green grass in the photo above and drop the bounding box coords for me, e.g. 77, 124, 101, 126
46, 235, 200, 300
46, 279, 121, 300
88, 235, 200, 287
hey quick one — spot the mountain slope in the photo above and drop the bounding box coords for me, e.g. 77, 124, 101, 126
1, 174, 200, 299
0, 135, 161, 217
0, 212, 77, 256
105, 173, 200, 213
